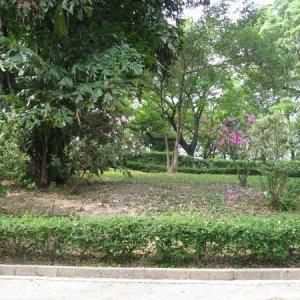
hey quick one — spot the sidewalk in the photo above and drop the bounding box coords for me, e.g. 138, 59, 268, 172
1, 276, 300, 300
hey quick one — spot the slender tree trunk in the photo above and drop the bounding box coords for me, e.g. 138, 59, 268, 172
40, 130, 50, 186
168, 107, 181, 172
158, 79, 172, 171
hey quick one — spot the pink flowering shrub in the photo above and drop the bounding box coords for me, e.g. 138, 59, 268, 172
198, 117, 219, 158
215, 113, 257, 186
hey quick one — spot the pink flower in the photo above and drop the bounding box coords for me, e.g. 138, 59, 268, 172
221, 125, 228, 132
226, 193, 240, 200
200, 118, 208, 123
228, 131, 245, 146
227, 116, 234, 122
236, 136, 244, 145
215, 137, 225, 148
229, 131, 237, 144
200, 126, 206, 132
248, 115, 256, 123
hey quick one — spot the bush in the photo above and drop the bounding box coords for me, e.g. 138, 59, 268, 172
0, 185, 7, 197
123, 152, 210, 168
0, 119, 29, 185
123, 152, 300, 177
282, 180, 300, 211
125, 161, 263, 176
259, 161, 300, 210
0, 214, 298, 265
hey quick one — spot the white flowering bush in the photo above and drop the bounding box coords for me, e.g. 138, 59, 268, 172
251, 113, 295, 209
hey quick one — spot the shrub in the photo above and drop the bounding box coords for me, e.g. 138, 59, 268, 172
0, 214, 298, 265
123, 152, 210, 168
0, 119, 29, 189
123, 152, 300, 177
282, 180, 300, 211
0, 185, 7, 197
215, 113, 257, 186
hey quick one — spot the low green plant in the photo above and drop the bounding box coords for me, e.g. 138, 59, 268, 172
0, 185, 7, 197
259, 162, 295, 210
20, 179, 38, 190
0, 214, 298, 265
282, 180, 300, 211
0, 118, 29, 192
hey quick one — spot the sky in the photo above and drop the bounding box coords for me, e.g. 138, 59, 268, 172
184, 0, 275, 20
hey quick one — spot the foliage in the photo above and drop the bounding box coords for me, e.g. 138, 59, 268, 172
251, 113, 294, 209
0, 118, 29, 186
215, 114, 257, 186
0, 185, 6, 197
0, 214, 298, 265
259, 162, 298, 210
135, 1, 291, 161
125, 161, 263, 176
270, 98, 300, 159
251, 113, 291, 162
123, 152, 300, 177
282, 179, 300, 211
1, 0, 210, 185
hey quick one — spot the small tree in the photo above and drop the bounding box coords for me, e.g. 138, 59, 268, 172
251, 113, 293, 209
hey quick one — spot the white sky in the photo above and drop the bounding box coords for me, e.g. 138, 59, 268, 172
184, 0, 275, 20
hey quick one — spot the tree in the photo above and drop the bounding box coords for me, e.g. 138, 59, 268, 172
260, 0, 300, 96
270, 98, 300, 159
0, 0, 209, 185
138, 0, 291, 165
251, 113, 294, 209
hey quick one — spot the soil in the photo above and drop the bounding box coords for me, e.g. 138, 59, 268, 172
0, 172, 279, 218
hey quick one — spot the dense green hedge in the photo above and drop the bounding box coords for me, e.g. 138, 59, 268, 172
0, 214, 299, 265
123, 152, 300, 177
125, 162, 261, 175
123, 151, 210, 168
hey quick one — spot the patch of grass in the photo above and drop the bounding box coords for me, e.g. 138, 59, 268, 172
102, 170, 262, 187
1, 170, 298, 217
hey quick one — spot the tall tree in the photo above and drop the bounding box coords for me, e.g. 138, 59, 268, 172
138, 0, 291, 165
0, 0, 210, 185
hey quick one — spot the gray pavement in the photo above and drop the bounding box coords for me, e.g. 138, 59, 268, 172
0, 276, 299, 300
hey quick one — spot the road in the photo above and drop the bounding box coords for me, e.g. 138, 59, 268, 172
0, 277, 299, 300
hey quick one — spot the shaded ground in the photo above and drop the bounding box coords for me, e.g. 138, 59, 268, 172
0, 171, 281, 217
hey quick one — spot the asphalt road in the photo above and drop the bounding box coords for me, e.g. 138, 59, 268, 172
0, 277, 299, 300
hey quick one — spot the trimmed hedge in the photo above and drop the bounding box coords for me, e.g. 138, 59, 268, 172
0, 214, 299, 265
125, 161, 261, 175
123, 152, 300, 177
123, 151, 210, 168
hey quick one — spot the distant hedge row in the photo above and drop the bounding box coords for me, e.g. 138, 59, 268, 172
123, 152, 300, 177
0, 214, 299, 265
125, 161, 261, 175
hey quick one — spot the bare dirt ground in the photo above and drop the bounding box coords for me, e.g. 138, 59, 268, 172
0, 171, 279, 218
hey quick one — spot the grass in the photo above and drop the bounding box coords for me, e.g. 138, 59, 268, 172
103, 170, 263, 186
2, 170, 296, 218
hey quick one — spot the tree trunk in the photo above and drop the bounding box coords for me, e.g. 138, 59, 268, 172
291, 150, 295, 160
167, 109, 202, 157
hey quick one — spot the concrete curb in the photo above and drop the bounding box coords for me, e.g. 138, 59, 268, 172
0, 265, 299, 280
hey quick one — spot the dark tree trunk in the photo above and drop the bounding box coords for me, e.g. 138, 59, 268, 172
167, 111, 201, 157
27, 126, 70, 186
